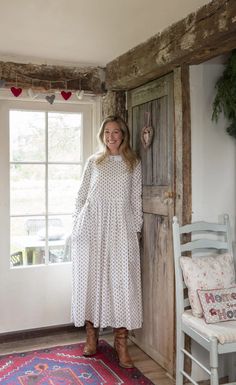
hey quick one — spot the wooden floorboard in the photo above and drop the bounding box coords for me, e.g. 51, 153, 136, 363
0, 329, 174, 385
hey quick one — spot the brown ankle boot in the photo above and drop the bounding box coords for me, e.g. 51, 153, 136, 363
114, 327, 134, 368
83, 321, 99, 356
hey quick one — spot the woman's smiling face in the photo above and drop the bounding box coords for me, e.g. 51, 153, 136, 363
103, 121, 123, 155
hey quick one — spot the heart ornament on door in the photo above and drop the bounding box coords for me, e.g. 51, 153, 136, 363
141, 125, 154, 150
61, 91, 72, 100
11, 86, 22, 97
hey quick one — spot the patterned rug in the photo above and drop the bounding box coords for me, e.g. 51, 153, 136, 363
0, 339, 155, 384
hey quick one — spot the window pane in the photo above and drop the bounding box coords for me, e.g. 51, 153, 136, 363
9, 109, 86, 267
48, 112, 82, 162
48, 165, 82, 214
48, 215, 72, 264
10, 110, 45, 162
10, 216, 45, 267
10, 164, 45, 215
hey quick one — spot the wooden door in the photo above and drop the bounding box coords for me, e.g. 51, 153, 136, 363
128, 73, 175, 376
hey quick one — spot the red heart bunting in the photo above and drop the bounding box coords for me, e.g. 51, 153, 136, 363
11, 86, 22, 97
61, 91, 72, 100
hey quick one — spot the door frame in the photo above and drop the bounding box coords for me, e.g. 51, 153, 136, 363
174, 66, 192, 225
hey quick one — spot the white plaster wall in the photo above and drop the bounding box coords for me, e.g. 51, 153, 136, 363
191, 59, 236, 236
190, 58, 236, 380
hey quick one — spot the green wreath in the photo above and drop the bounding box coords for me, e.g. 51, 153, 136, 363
212, 49, 236, 138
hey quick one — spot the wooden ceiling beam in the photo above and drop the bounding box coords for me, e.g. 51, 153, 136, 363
105, 0, 236, 90
0, 61, 106, 94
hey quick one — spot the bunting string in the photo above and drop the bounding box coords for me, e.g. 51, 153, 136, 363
0, 71, 88, 103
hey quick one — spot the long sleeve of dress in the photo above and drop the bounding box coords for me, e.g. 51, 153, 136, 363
73, 157, 93, 224
131, 161, 143, 232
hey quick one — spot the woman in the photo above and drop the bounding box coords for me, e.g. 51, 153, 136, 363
71, 115, 143, 368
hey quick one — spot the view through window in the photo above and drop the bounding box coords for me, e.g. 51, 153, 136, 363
10, 110, 83, 267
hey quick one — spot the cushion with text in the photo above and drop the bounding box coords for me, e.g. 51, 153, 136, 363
180, 253, 235, 317
198, 286, 236, 323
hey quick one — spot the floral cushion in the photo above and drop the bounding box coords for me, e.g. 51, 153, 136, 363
198, 286, 236, 323
180, 253, 235, 317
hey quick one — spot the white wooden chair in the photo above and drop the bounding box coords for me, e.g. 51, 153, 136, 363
172, 214, 236, 385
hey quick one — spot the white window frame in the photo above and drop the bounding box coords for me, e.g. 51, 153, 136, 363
0, 96, 101, 269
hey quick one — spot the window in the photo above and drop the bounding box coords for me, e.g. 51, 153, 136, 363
9, 108, 92, 267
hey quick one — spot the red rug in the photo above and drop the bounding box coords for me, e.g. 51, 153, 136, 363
0, 339, 155, 384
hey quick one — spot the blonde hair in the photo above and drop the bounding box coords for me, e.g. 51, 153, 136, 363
96, 115, 138, 170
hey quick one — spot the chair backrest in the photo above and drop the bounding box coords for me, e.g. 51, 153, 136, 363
25, 218, 63, 235
172, 214, 233, 318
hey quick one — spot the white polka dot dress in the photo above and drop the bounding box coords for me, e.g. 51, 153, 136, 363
71, 154, 143, 330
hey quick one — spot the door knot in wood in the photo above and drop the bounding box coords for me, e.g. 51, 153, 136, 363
162, 191, 176, 205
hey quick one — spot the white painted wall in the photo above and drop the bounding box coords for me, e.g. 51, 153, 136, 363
190, 57, 236, 380
191, 57, 236, 239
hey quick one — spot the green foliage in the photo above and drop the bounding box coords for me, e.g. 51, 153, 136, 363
212, 50, 236, 138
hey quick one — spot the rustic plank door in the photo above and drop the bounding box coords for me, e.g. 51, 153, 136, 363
128, 73, 175, 376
